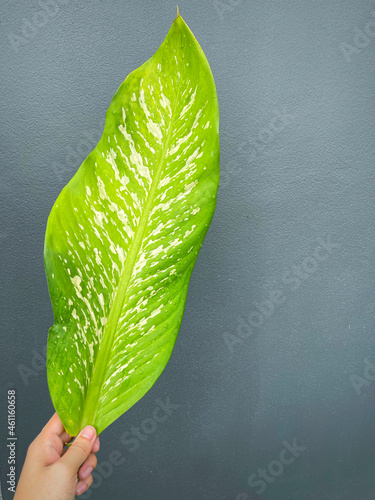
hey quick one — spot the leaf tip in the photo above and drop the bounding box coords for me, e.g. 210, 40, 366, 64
176, 5, 180, 17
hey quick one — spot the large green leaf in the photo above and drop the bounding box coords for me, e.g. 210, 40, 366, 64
44, 13, 220, 436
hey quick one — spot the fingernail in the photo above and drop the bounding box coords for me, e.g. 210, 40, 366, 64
93, 437, 100, 452
80, 426, 96, 440
81, 466, 93, 479
76, 482, 87, 495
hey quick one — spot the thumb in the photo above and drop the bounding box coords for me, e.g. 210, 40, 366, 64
60, 426, 97, 471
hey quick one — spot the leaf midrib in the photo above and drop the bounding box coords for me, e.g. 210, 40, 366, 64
79, 68, 183, 432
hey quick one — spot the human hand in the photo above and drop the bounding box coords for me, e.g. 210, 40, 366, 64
14, 413, 100, 499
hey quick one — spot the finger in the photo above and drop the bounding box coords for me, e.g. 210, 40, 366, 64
40, 413, 73, 451
76, 475, 94, 496
61, 435, 74, 456
61, 432, 73, 445
29, 414, 69, 465
78, 452, 97, 481
92, 437, 100, 453
60, 426, 97, 470
41, 413, 73, 442
41, 413, 64, 437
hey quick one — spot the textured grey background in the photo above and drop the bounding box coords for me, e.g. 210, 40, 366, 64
1, 0, 375, 499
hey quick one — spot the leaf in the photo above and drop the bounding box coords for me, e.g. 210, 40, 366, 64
44, 13, 220, 436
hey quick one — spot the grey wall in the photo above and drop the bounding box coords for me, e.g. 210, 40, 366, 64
1, 0, 375, 499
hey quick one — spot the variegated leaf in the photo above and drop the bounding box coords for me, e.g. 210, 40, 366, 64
45, 13, 220, 435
